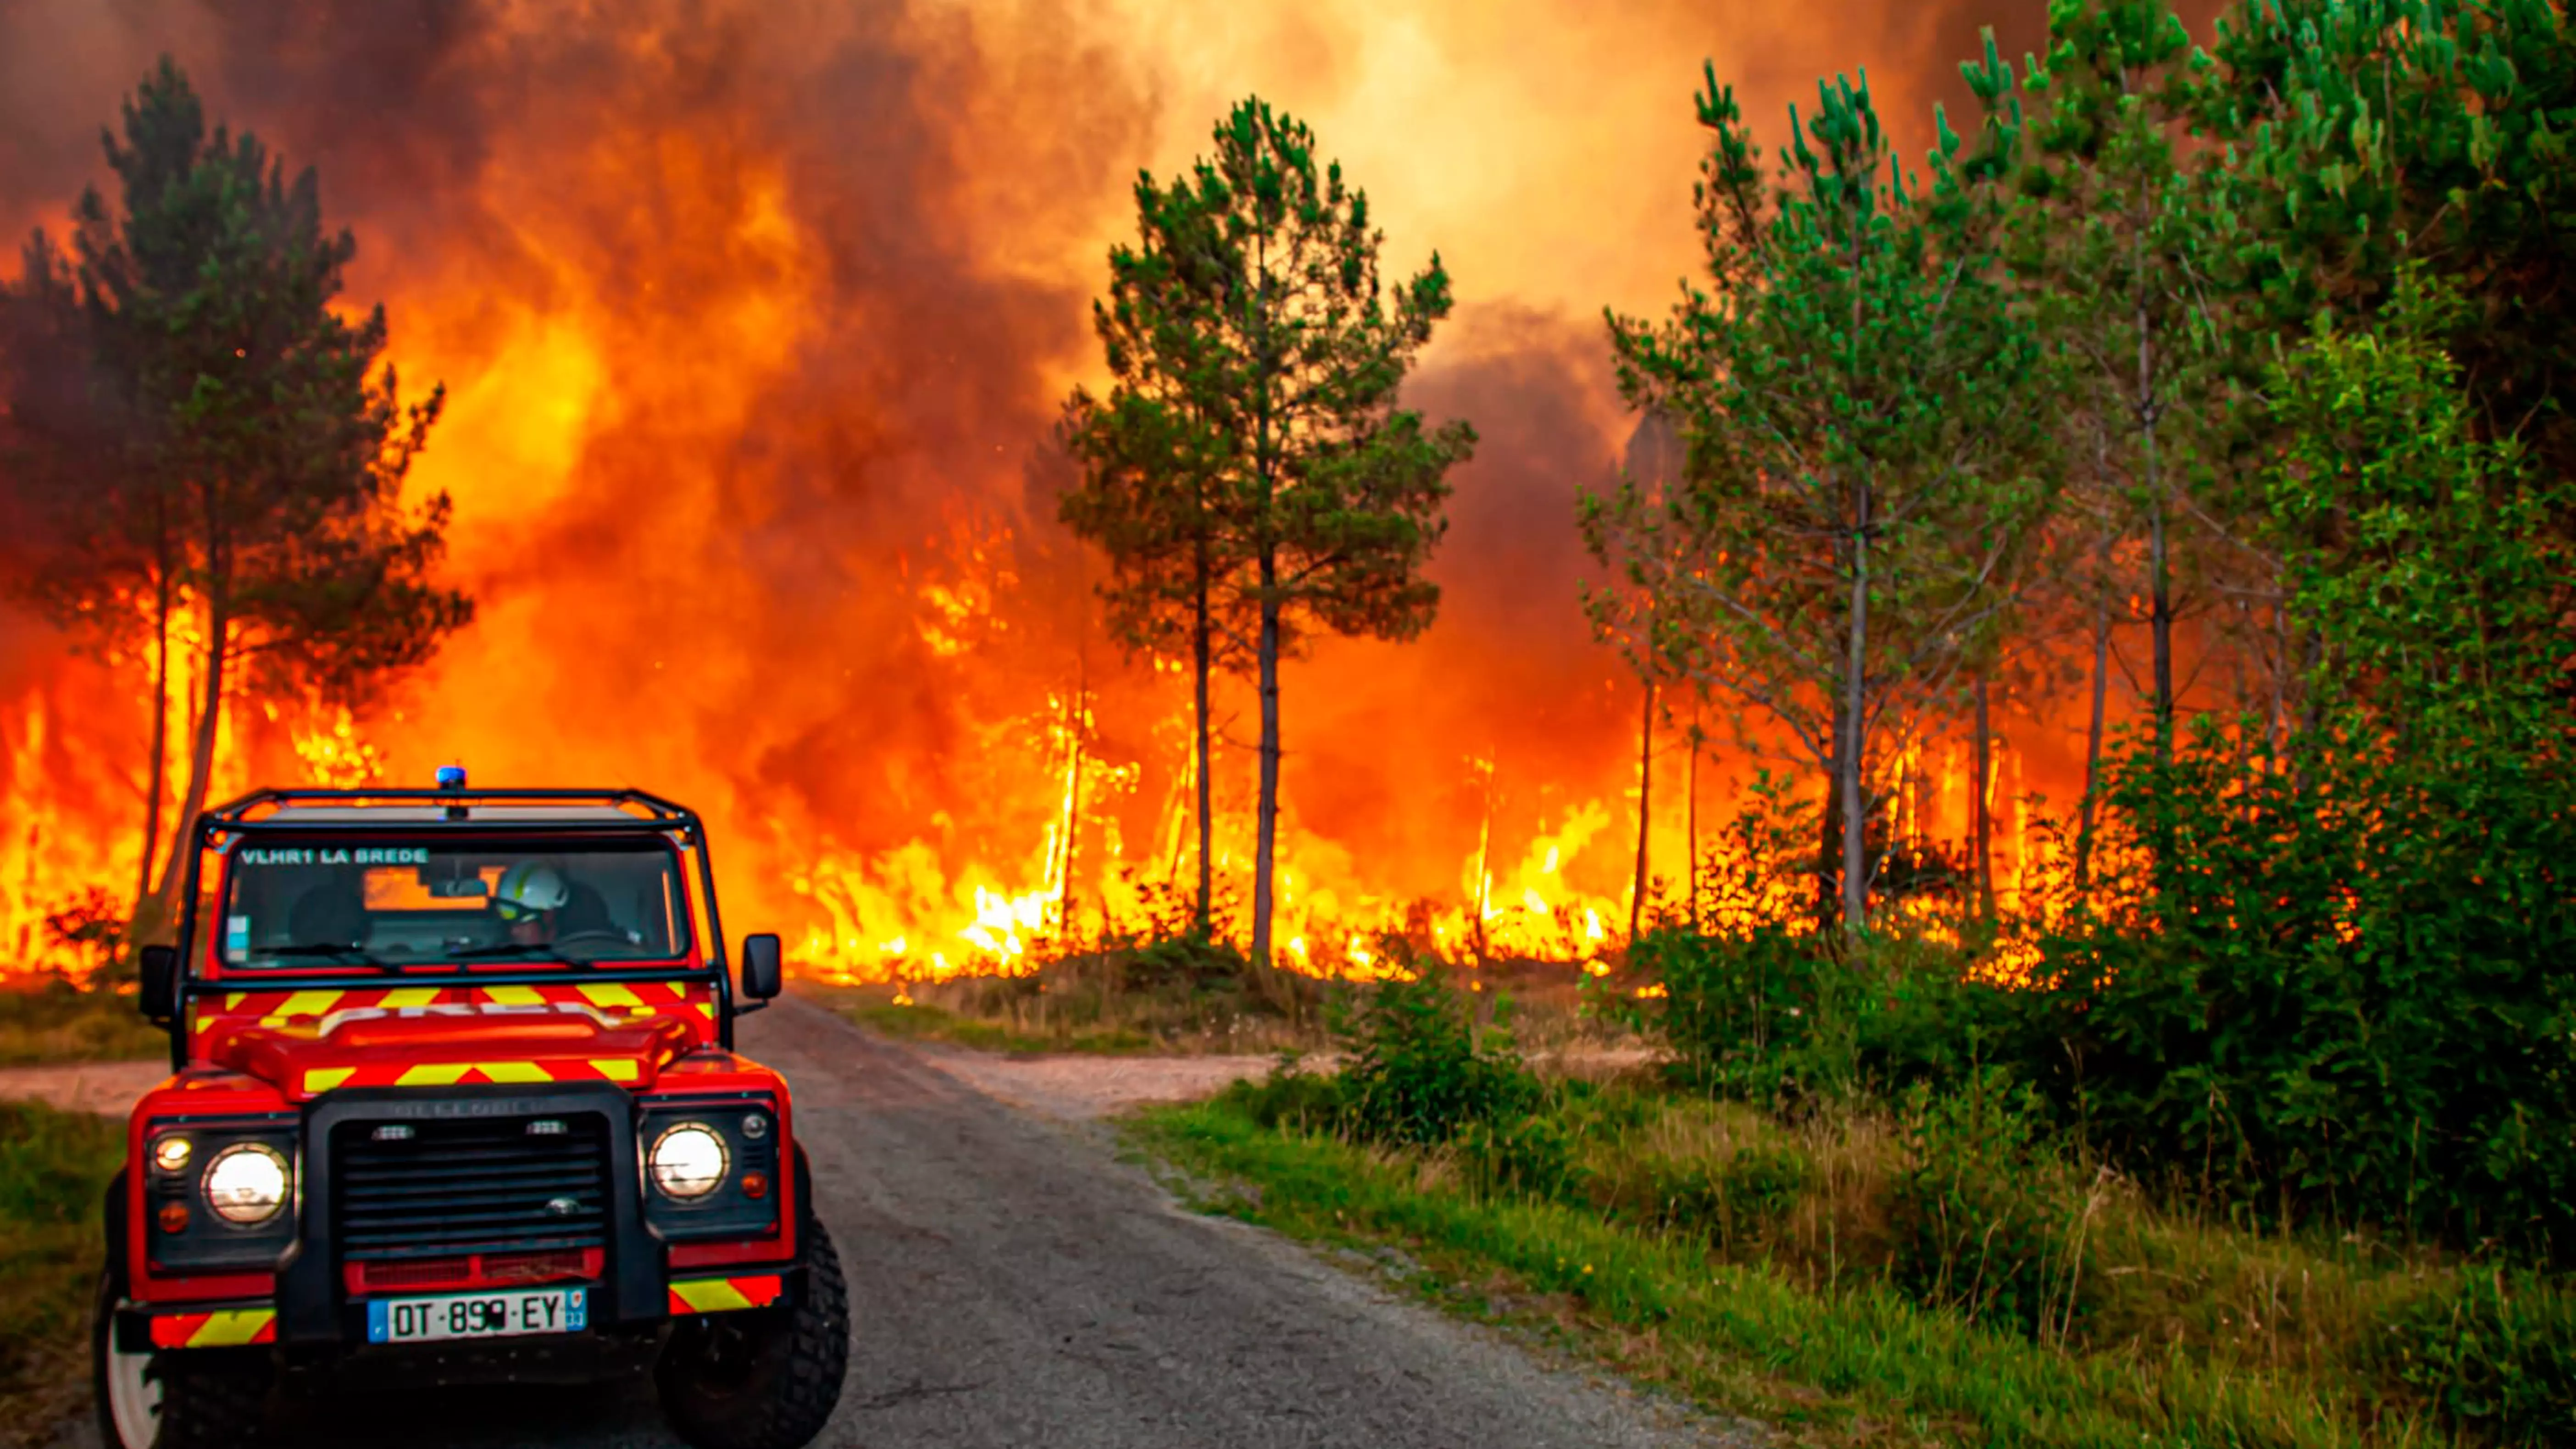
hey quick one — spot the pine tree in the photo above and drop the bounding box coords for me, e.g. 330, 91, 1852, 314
1592, 61, 2048, 933
1062, 98, 1475, 967
51, 60, 470, 925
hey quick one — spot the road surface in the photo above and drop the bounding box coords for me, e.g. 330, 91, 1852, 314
55, 999, 1742, 1448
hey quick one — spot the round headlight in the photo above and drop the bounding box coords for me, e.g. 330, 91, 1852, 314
152, 1135, 192, 1173
650, 1124, 729, 1199
202, 1143, 289, 1225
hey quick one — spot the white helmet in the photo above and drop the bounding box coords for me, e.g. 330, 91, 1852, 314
494, 861, 569, 923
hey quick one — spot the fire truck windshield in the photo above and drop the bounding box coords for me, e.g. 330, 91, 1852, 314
219, 839, 691, 967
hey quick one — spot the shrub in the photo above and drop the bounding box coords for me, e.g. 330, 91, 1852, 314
1221, 1054, 1348, 1133
1332, 942, 1537, 1146
1459, 1109, 1583, 1202
2374, 1268, 2576, 1446
1633, 923, 1846, 1098
1889, 1068, 2101, 1342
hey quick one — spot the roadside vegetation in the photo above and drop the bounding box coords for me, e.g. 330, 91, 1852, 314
0, 983, 164, 1068
814, 928, 1646, 1060
1132, 5, 2542, 1441
812, 933, 1327, 1056
0, 1100, 122, 1448
1138, 936, 2576, 1448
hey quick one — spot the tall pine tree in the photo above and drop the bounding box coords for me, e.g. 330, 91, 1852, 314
1061, 98, 1474, 966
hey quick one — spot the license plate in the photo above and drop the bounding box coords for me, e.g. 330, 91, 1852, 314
365, 1288, 587, 1344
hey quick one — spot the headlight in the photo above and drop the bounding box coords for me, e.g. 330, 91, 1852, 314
153, 1135, 193, 1173
202, 1143, 290, 1225
649, 1124, 729, 1199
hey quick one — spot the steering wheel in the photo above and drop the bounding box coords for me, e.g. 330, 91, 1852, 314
551, 929, 633, 948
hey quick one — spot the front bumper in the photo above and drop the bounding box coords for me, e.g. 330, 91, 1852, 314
117, 1271, 793, 1355
128, 1082, 793, 1356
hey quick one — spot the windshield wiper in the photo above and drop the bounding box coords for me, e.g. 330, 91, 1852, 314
253, 944, 400, 971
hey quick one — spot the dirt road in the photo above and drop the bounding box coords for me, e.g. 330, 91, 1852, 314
50, 1000, 1735, 1448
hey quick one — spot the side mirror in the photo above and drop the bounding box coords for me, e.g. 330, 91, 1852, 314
137, 944, 179, 1022
738, 933, 783, 1009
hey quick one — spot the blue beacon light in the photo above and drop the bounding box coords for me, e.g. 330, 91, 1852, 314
436, 765, 468, 790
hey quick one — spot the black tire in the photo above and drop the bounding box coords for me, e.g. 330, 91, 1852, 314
92, 1272, 273, 1449
655, 1218, 851, 1449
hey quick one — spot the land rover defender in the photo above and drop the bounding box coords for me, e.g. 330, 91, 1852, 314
92, 774, 849, 1449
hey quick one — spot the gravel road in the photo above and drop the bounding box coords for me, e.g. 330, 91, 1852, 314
51, 999, 1743, 1448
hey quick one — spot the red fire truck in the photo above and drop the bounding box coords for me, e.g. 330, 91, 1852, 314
92, 774, 848, 1449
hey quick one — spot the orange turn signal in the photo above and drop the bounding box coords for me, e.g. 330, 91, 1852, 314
156, 1201, 190, 1234
740, 1171, 768, 1200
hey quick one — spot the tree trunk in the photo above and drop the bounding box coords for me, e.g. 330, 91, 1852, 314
1056, 663, 1084, 944
1628, 674, 1654, 944
1972, 673, 1994, 920
135, 566, 172, 928
1818, 698, 1844, 933
2149, 492, 2174, 765
2138, 278, 2175, 770
1684, 702, 1700, 933
1249, 559, 1283, 971
1192, 540, 1214, 937
1840, 504, 1870, 935
1471, 755, 1494, 965
2075, 570, 2112, 893
153, 598, 227, 923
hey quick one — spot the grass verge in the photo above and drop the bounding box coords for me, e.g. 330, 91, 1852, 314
828, 995, 1164, 1056
1129, 1094, 2443, 1449
0, 1100, 120, 1448
0, 985, 165, 1068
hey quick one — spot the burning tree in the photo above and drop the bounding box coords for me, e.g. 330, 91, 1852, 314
1589, 62, 2049, 935
1060, 97, 1476, 967
6, 59, 471, 934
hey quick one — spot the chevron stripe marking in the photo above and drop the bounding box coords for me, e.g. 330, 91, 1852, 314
394, 1063, 472, 1087
483, 986, 544, 1006
150, 1309, 276, 1349
590, 1058, 640, 1082
189, 1310, 276, 1348
668, 1276, 782, 1315
304, 1067, 356, 1094
578, 984, 643, 1008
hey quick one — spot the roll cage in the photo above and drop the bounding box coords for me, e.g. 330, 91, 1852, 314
164, 787, 745, 1068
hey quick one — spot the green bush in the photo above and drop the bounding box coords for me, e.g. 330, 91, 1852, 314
0, 1100, 122, 1443
1633, 923, 1838, 1097
1889, 1068, 2099, 1342
1332, 942, 1537, 1147
1220, 1055, 1349, 1133
1459, 1109, 1583, 1202
0, 982, 165, 1067
2373, 1268, 2576, 1446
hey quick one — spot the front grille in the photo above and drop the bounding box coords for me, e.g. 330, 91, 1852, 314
333, 1115, 611, 1261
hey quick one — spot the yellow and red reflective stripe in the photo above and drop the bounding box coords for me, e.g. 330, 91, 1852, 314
666, 1275, 783, 1315
149, 1308, 276, 1349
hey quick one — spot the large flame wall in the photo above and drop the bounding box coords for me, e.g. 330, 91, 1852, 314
0, 0, 2119, 981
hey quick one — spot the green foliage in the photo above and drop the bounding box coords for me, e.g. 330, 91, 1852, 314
0, 983, 165, 1067
1060, 95, 1476, 962
1890, 1069, 2103, 1343
0, 1101, 122, 1443
2202, 0, 2576, 492
1590, 58, 2051, 931
2375, 1269, 2576, 1447
2021, 282, 2576, 1259
5, 59, 470, 912
1331, 943, 1537, 1146
1457, 1109, 1583, 1202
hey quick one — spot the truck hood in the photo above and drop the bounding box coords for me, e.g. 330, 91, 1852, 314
211, 1003, 695, 1101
